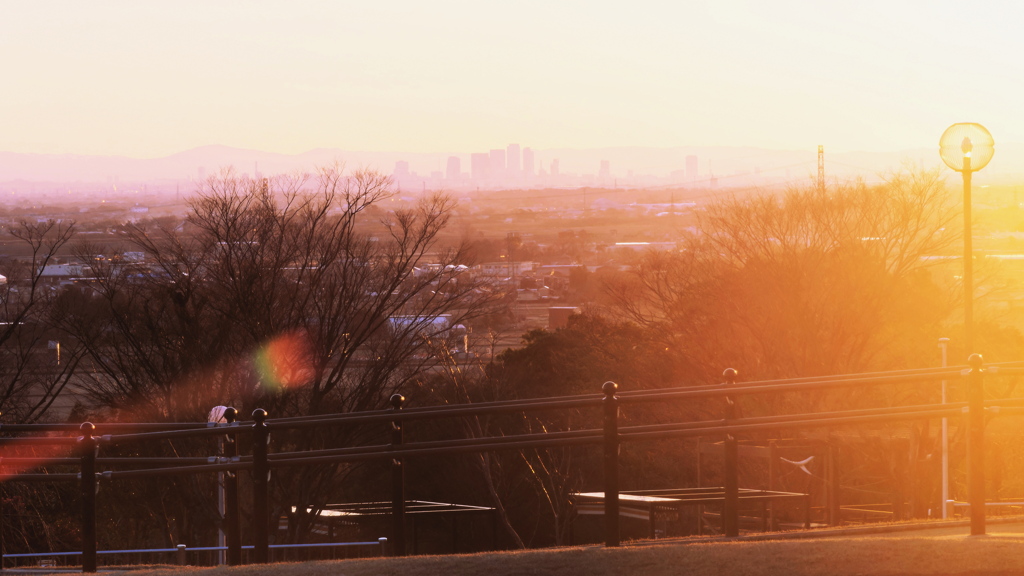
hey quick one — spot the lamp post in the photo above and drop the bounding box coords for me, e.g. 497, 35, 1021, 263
940, 123, 994, 354
939, 337, 950, 519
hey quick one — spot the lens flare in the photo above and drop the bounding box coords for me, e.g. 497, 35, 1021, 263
253, 330, 314, 391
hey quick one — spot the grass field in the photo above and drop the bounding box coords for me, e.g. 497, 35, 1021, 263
98, 533, 1024, 576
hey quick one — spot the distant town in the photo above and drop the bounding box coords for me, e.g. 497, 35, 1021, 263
391, 144, 706, 191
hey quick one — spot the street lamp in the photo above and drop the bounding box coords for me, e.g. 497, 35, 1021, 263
938, 337, 950, 518
940, 123, 994, 353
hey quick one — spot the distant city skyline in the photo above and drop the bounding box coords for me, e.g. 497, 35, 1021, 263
5, 141, 1024, 190
394, 142, 626, 190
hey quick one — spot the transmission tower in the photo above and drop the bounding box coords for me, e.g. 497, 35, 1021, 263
817, 145, 825, 193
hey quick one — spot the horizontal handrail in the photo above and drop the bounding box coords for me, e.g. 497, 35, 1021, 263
9, 361, 1012, 447
246, 405, 967, 471
985, 367, 1024, 376
623, 401, 970, 435
0, 421, 223, 433
262, 359, 1024, 426
36, 403, 986, 480
0, 436, 80, 447
620, 406, 962, 442
618, 370, 964, 405
105, 460, 252, 480
6, 360, 1023, 446
98, 423, 244, 444
70, 363, 990, 443
3, 473, 78, 482
269, 427, 598, 462
2, 539, 386, 558
265, 365, 969, 431
4, 398, 1010, 482
0, 456, 227, 467
260, 405, 969, 470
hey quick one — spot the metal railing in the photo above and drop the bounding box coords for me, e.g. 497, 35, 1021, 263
2, 355, 1022, 571
2, 539, 388, 569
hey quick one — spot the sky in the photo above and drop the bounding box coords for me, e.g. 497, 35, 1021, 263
1, 1, 1021, 158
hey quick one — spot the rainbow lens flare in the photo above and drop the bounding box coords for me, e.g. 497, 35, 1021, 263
253, 330, 313, 391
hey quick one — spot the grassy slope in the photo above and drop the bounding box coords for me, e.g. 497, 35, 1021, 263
112, 535, 1024, 576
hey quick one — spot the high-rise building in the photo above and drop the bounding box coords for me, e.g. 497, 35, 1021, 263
446, 156, 461, 181
489, 149, 506, 179
506, 144, 521, 176
685, 155, 698, 182
599, 160, 610, 179
522, 147, 535, 177
551, 159, 560, 177
471, 153, 490, 181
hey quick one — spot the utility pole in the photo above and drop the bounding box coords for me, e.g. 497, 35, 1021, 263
939, 337, 950, 519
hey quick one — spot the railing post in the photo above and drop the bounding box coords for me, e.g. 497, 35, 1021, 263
723, 368, 739, 538
390, 394, 406, 557
1, 466, 5, 571
223, 407, 242, 566
252, 409, 270, 563
827, 441, 841, 526
79, 422, 97, 573
967, 354, 986, 536
768, 440, 777, 530
602, 381, 620, 547
803, 494, 811, 529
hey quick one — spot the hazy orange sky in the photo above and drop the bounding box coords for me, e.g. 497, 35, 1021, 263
1, 1, 1019, 158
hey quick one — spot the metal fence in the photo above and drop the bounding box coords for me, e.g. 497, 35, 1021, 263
3, 354, 1023, 572
2, 539, 387, 570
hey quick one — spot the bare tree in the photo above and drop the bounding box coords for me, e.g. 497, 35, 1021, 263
0, 220, 81, 422
58, 166, 501, 544
607, 170, 959, 384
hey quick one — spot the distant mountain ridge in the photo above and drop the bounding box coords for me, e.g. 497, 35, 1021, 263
2, 143, 1023, 184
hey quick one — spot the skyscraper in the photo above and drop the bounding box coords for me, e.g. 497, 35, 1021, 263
599, 160, 610, 179
686, 155, 698, 182
522, 147, 535, 177
506, 144, 521, 176
471, 153, 490, 181
394, 161, 410, 178
489, 149, 506, 179
446, 156, 461, 181
551, 159, 559, 177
